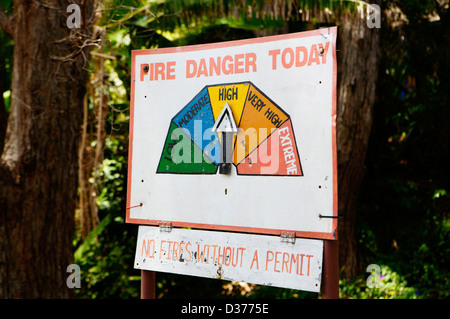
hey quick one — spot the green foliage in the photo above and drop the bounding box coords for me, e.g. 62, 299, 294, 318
355, 0, 449, 299
0, 0, 12, 12
243, 285, 317, 299
74, 136, 140, 298
340, 265, 420, 299
0, 28, 13, 113
74, 221, 141, 299
70, 0, 449, 299
74, 60, 134, 298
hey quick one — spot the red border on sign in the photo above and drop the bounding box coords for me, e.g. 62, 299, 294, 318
126, 28, 338, 240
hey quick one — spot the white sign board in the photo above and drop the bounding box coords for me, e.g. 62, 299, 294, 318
135, 226, 323, 292
126, 28, 338, 240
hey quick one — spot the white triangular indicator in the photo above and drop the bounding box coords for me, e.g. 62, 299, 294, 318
212, 102, 238, 133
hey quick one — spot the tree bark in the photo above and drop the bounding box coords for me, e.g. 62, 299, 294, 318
0, 0, 96, 298
336, 8, 380, 279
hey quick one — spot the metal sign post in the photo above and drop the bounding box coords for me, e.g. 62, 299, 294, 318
321, 240, 340, 298
141, 270, 155, 299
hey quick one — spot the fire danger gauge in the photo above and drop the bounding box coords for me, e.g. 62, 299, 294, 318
156, 82, 303, 177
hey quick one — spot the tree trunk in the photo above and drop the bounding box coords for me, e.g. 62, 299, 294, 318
336, 8, 380, 279
0, 0, 95, 298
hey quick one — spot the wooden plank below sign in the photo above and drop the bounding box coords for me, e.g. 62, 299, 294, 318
134, 226, 323, 293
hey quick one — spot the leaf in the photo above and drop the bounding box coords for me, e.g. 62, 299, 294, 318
75, 214, 112, 261
0, 0, 12, 12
